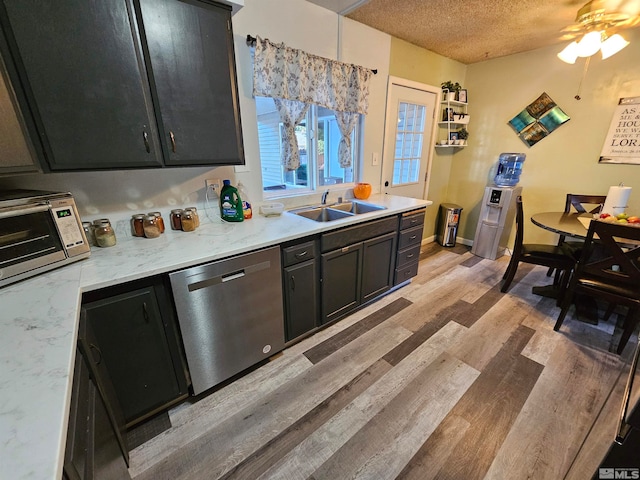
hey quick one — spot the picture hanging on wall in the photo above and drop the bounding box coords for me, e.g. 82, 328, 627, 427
599, 96, 640, 165
508, 92, 570, 147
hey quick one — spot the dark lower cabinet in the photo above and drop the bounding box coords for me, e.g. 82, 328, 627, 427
320, 216, 399, 324
64, 350, 131, 480
361, 231, 397, 303
282, 238, 319, 341
321, 242, 363, 324
82, 277, 189, 427
395, 208, 426, 285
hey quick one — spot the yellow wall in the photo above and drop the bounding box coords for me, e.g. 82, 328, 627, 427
452, 27, 640, 245
389, 37, 466, 238
391, 29, 640, 246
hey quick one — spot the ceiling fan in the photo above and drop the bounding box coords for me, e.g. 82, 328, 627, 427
561, 0, 640, 39
557, 0, 640, 64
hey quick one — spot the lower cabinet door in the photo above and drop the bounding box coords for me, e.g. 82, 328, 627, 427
64, 349, 131, 480
284, 259, 319, 341
83, 285, 188, 425
321, 243, 363, 324
361, 232, 397, 303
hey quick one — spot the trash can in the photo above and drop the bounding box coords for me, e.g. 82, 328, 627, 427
437, 203, 463, 247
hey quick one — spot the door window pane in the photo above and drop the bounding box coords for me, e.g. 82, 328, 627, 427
392, 101, 427, 186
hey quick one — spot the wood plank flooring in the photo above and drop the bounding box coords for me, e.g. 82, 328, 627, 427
128, 242, 637, 480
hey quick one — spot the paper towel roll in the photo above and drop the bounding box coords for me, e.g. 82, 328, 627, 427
602, 185, 632, 216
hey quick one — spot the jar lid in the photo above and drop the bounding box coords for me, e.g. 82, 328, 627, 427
82, 221, 92, 227
132, 214, 145, 219
148, 211, 162, 216
185, 206, 197, 211
182, 210, 193, 217
171, 209, 184, 214
93, 218, 110, 225
144, 215, 157, 221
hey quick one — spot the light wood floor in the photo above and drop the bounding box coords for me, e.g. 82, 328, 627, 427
128, 243, 638, 480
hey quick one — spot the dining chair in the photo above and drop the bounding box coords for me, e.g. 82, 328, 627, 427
501, 196, 576, 294
554, 219, 640, 354
547, 193, 607, 278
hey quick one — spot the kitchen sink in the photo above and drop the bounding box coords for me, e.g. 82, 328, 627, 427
293, 206, 354, 222
329, 201, 387, 214
289, 201, 387, 222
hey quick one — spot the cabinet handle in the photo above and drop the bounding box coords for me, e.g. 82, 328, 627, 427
143, 131, 150, 153
170, 131, 176, 153
295, 251, 308, 258
89, 343, 102, 365
407, 253, 414, 259
409, 235, 417, 240
142, 302, 150, 323
291, 275, 296, 291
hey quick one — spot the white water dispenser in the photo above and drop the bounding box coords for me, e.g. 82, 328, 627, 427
471, 186, 522, 260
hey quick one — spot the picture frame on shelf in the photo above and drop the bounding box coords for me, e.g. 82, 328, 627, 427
458, 89, 468, 103
449, 131, 459, 141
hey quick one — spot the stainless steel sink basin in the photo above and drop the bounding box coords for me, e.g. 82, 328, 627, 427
330, 201, 387, 214
293, 207, 354, 222
289, 200, 387, 222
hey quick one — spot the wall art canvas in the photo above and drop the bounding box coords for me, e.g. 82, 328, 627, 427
508, 92, 570, 147
599, 96, 640, 165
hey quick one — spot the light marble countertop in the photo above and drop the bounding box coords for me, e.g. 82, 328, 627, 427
0, 194, 430, 480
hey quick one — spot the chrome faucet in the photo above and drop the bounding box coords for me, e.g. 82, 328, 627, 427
321, 189, 329, 205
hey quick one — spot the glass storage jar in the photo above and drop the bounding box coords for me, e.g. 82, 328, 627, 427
181, 210, 196, 232
170, 209, 183, 230
94, 221, 117, 247
185, 207, 199, 228
149, 211, 165, 233
131, 214, 145, 237
82, 221, 96, 246
143, 215, 161, 238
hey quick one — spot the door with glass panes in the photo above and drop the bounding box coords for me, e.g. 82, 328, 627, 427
382, 77, 438, 199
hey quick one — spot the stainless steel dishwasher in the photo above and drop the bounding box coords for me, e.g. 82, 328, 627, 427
169, 246, 284, 395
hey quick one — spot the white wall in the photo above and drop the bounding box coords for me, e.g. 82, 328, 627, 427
232, 0, 391, 206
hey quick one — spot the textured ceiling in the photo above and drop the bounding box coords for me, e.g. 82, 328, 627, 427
307, 0, 640, 64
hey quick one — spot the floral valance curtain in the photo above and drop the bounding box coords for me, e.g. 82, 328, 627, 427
253, 36, 374, 170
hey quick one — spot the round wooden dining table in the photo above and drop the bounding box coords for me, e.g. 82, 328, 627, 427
530, 212, 592, 239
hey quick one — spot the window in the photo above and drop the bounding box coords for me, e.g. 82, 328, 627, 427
392, 102, 426, 185
256, 97, 360, 195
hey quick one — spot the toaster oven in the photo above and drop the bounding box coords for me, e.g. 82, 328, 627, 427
0, 190, 90, 288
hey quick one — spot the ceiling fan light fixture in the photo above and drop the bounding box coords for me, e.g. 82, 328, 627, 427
557, 41, 580, 63
576, 30, 603, 56
600, 33, 630, 59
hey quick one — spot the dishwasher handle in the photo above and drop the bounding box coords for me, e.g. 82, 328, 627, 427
186, 260, 271, 292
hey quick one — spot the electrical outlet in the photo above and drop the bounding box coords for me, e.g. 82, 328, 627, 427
205, 178, 222, 193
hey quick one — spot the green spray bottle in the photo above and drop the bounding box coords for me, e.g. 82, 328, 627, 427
219, 180, 244, 222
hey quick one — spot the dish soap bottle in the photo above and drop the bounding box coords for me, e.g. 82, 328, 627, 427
237, 182, 252, 219
219, 180, 244, 222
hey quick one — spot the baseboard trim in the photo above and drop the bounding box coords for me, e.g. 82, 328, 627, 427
422, 236, 473, 247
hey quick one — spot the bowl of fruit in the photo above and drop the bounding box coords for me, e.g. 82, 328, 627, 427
597, 212, 640, 226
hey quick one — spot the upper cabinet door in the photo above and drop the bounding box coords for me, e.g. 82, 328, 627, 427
0, 47, 41, 175
1, 0, 163, 170
138, 0, 245, 166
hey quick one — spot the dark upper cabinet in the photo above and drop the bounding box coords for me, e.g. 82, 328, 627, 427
0, 26, 42, 175
1, 0, 164, 170
0, 0, 243, 171
138, 0, 244, 166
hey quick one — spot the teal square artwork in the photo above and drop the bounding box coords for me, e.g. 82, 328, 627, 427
508, 92, 570, 147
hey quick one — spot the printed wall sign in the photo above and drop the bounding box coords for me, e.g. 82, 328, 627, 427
599, 96, 640, 165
